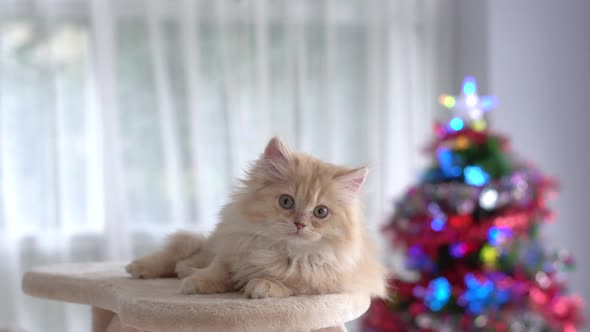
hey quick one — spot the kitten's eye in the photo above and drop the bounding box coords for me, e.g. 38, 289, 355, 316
278, 194, 295, 209
313, 205, 329, 218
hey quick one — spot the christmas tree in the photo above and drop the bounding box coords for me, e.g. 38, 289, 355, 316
362, 77, 584, 332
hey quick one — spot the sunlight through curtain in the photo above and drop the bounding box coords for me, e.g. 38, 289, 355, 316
0, 0, 455, 330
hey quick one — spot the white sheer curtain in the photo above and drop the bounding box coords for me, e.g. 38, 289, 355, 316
0, 0, 454, 330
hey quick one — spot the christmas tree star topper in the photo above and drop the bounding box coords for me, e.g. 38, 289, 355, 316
439, 76, 498, 132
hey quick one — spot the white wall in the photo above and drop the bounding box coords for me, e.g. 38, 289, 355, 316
452, 0, 489, 92
487, 0, 590, 324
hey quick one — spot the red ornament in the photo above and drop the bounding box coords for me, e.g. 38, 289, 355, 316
548, 295, 585, 330
530, 286, 550, 306
449, 214, 473, 228
409, 302, 427, 316
494, 322, 508, 332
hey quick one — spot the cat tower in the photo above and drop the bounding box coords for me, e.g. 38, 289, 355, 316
22, 262, 370, 332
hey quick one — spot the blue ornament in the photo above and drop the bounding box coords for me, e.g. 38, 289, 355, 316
424, 277, 452, 311
437, 148, 463, 178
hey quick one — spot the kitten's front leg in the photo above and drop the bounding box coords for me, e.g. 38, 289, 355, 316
180, 257, 230, 294
243, 278, 293, 299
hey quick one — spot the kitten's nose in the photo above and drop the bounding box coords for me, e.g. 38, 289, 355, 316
294, 222, 306, 230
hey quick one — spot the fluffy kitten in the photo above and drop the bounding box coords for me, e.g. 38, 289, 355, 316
126, 137, 387, 299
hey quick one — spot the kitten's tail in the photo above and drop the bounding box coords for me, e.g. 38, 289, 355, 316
163, 231, 207, 261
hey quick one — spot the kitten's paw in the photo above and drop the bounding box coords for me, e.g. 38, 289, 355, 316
244, 278, 291, 299
125, 259, 167, 279
174, 262, 196, 279
180, 274, 227, 294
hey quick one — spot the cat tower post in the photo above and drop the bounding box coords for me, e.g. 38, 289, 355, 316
22, 262, 370, 332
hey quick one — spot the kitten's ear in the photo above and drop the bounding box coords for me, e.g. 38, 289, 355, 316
258, 137, 292, 179
263, 137, 292, 163
336, 167, 368, 194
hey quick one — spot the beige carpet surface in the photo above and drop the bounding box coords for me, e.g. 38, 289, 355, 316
22, 262, 370, 332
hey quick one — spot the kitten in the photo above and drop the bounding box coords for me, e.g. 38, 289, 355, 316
126, 137, 387, 299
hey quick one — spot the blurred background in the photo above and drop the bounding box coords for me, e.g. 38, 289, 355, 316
0, 0, 588, 331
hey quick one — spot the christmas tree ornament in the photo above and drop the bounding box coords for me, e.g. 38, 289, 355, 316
424, 277, 452, 311
363, 77, 584, 332
479, 187, 499, 210
487, 226, 512, 246
439, 76, 498, 127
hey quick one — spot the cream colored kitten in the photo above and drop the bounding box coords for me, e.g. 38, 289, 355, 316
126, 137, 387, 298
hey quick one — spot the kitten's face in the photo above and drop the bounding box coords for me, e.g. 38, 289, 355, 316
237, 138, 367, 248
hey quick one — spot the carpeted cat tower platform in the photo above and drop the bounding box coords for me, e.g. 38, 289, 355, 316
22, 262, 370, 332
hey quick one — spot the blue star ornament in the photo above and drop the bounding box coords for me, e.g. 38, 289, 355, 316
439, 76, 498, 132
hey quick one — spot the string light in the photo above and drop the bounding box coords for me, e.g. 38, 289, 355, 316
427, 202, 442, 215
428, 203, 447, 231
454, 136, 470, 150
450, 242, 468, 258
458, 275, 511, 314
472, 119, 487, 132
464, 166, 490, 186
449, 117, 464, 131
480, 245, 499, 266
460, 274, 495, 314
488, 226, 512, 246
431, 216, 446, 231
425, 277, 452, 311
480, 96, 498, 109
479, 188, 499, 210
439, 94, 456, 109
463, 77, 477, 95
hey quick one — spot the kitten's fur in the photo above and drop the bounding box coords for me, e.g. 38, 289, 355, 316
126, 137, 387, 298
